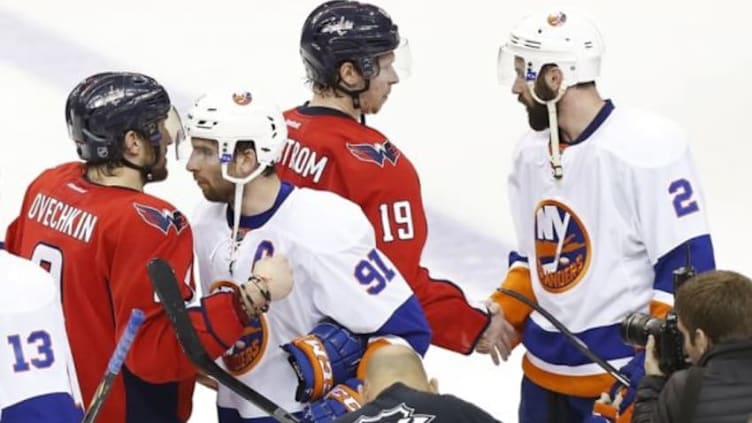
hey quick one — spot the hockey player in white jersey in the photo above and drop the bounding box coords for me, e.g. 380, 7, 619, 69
184, 90, 431, 423
0, 249, 83, 422
477, 10, 716, 423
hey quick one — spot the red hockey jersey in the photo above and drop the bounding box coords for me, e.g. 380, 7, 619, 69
278, 106, 489, 354
5, 162, 247, 423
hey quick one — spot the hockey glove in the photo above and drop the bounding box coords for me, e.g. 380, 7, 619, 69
281, 319, 367, 402
302, 378, 363, 423
609, 351, 644, 415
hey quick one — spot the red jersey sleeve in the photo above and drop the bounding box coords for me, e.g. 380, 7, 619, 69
280, 110, 489, 354
111, 201, 246, 383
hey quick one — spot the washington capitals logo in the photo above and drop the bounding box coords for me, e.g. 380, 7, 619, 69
133, 203, 188, 235
354, 403, 435, 423
346, 141, 401, 167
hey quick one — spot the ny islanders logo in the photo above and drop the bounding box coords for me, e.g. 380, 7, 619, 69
133, 203, 188, 235
534, 200, 591, 292
346, 141, 400, 167
222, 315, 268, 375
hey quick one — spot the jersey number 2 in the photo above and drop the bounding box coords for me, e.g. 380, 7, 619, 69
669, 179, 699, 217
379, 201, 414, 242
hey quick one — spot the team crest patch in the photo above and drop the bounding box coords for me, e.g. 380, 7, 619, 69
133, 203, 188, 235
354, 403, 436, 423
223, 315, 268, 375
533, 200, 591, 293
346, 141, 400, 167
232, 91, 252, 105
547, 12, 567, 26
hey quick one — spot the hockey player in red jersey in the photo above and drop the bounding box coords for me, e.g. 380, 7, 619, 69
277, 0, 505, 355
4, 72, 293, 423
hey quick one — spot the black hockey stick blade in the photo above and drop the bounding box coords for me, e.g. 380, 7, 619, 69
147, 258, 299, 423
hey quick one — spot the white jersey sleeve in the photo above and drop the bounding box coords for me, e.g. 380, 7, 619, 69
298, 190, 429, 350
0, 251, 83, 423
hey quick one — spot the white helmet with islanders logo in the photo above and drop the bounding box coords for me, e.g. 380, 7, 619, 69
497, 11, 605, 88
186, 90, 287, 186
185, 90, 288, 262
497, 11, 605, 179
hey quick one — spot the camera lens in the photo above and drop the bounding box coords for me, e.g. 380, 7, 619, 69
620, 312, 663, 347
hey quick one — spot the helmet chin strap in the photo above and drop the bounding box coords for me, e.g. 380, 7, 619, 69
529, 84, 567, 179
338, 79, 370, 125
221, 164, 268, 275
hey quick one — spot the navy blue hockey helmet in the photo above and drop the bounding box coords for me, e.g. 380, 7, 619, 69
65, 71, 171, 164
300, 0, 400, 88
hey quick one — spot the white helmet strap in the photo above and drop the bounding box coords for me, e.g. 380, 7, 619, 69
529, 82, 567, 179
222, 162, 269, 274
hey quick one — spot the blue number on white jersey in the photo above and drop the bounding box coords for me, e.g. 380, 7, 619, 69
7, 330, 55, 372
669, 178, 699, 217
354, 249, 396, 295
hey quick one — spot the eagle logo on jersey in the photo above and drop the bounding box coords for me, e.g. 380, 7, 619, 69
223, 315, 269, 375
354, 403, 436, 423
346, 141, 401, 167
533, 200, 591, 293
133, 203, 188, 235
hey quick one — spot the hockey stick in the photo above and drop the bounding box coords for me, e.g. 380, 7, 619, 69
497, 288, 631, 387
146, 258, 299, 423
82, 308, 145, 423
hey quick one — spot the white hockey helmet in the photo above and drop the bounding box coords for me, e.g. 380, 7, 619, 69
186, 90, 287, 184
497, 11, 605, 87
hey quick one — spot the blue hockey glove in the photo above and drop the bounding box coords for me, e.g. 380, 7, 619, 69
281, 319, 367, 402
302, 378, 363, 423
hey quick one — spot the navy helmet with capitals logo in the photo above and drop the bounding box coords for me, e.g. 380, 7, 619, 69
65, 72, 172, 164
300, 0, 400, 88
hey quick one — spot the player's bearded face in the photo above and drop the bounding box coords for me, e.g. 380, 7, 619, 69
186, 139, 235, 203
145, 119, 174, 183
522, 75, 561, 131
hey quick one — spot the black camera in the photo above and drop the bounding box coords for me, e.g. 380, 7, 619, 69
620, 311, 689, 375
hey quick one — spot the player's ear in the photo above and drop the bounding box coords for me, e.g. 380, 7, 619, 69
338, 61, 364, 89
234, 147, 259, 177
122, 130, 144, 160
542, 65, 563, 94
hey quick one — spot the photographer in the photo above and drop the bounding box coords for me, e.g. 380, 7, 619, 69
633, 270, 752, 422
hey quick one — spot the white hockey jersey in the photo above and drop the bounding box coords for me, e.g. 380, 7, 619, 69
192, 182, 430, 422
502, 101, 715, 396
0, 250, 83, 422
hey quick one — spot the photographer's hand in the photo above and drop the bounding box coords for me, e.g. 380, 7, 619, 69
644, 336, 665, 377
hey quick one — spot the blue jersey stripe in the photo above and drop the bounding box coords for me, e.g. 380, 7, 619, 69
653, 234, 715, 294
372, 295, 431, 356
508, 251, 528, 267
522, 318, 634, 366
0, 392, 83, 423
